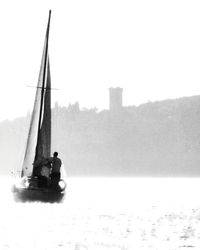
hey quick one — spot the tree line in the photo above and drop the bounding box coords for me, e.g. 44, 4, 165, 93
1, 96, 200, 176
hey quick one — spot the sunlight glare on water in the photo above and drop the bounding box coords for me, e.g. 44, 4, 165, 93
1, 177, 200, 250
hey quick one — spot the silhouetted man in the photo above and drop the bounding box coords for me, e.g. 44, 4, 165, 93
48, 152, 62, 189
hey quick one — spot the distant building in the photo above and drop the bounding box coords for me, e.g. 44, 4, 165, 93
109, 87, 123, 111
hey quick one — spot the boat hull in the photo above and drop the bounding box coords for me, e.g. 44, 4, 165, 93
12, 177, 66, 203
13, 186, 65, 203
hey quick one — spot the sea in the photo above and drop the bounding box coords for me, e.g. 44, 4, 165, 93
1, 177, 200, 250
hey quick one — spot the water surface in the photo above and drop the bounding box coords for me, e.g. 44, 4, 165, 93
1, 177, 200, 249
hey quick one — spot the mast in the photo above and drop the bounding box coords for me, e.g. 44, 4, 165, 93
35, 10, 51, 161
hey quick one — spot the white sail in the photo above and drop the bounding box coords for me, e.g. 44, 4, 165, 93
21, 12, 51, 177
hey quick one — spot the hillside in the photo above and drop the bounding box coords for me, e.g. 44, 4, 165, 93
1, 96, 200, 176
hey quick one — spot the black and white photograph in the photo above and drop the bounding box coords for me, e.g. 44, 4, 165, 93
1, 0, 200, 249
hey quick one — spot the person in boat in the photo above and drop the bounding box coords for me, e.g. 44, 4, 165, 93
47, 152, 62, 189
33, 156, 51, 188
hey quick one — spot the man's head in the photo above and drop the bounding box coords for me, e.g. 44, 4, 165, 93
53, 152, 58, 157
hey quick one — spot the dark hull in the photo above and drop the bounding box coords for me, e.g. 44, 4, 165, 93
12, 177, 66, 203
13, 187, 65, 203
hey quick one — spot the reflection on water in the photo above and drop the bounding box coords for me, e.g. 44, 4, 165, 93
1, 177, 200, 249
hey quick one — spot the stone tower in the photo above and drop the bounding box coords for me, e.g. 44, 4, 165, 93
109, 87, 123, 111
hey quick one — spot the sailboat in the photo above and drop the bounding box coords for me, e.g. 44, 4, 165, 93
13, 10, 66, 202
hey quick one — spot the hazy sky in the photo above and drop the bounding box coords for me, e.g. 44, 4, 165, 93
0, 0, 200, 121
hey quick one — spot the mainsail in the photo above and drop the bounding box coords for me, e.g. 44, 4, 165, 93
21, 11, 51, 177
